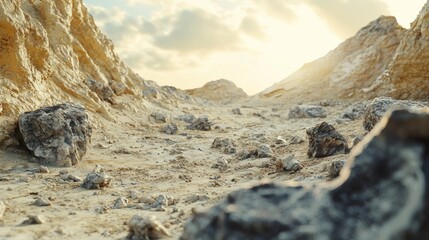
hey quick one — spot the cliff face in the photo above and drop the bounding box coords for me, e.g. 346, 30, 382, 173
376, 1, 429, 99
186, 79, 248, 102
0, 0, 144, 145
260, 16, 404, 101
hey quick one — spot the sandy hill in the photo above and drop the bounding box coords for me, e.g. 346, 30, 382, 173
185, 79, 248, 103
260, 5, 429, 101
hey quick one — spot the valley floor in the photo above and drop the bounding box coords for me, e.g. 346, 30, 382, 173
0, 98, 365, 239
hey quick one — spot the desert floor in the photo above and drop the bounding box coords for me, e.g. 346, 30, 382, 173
0, 98, 365, 239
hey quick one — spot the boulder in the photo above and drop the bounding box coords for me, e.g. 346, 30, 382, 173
187, 117, 212, 131
306, 122, 349, 158
363, 97, 426, 131
182, 109, 429, 240
86, 79, 114, 102
288, 105, 327, 119
18, 103, 92, 167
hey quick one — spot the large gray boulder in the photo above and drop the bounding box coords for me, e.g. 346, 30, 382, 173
306, 122, 349, 158
182, 109, 429, 240
18, 103, 92, 167
363, 97, 426, 131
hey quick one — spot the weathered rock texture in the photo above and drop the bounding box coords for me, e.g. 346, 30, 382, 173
260, 16, 404, 101
127, 215, 170, 240
186, 79, 248, 102
306, 122, 349, 158
288, 105, 327, 118
363, 97, 427, 131
18, 103, 91, 167
0, 0, 146, 145
182, 109, 429, 240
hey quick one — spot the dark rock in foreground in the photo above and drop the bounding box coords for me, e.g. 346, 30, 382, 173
182, 109, 429, 240
306, 122, 349, 158
363, 97, 426, 131
18, 103, 92, 167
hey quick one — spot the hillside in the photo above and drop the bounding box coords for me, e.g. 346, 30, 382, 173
185, 79, 248, 102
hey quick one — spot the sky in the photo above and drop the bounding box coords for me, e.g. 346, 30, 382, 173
84, 0, 427, 95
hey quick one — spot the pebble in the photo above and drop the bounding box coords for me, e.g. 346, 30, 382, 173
34, 197, 52, 207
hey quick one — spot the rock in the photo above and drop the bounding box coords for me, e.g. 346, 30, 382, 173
282, 155, 302, 172
306, 122, 349, 158
149, 112, 167, 123
82, 165, 112, 189
127, 215, 171, 240
363, 97, 426, 131
341, 102, 367, 120
212, 159, 228, 171
328, 160, 346, 178
38, 165, 50, 173
288, 105, 327, 119
151, 195, 168, 211
17, 103, 92, 167
0, 201, 5, 219
275, 136, 286, 145
288, 135, 305, 145
130, 190, 140, 200
187, 117, 212, 131
182, 109, 429, 240
176, 114, 196, 123
60, 173, 82, 182
351, 135, 364, 149
34, 197, 52, 207
22, 215, 46, 225
232, 108, 242, 115
256, 144, 274, 158
185, 194, 210, 204
162, 123, 178, 135
113, 197, 128, 209
211, 137, 237, 154
86, 78, 114, 102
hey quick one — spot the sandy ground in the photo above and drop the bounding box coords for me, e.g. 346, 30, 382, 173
0, 98, 365, 239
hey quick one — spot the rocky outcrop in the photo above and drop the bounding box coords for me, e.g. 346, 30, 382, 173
375, 1, 429, 99
363, 97, 427, 131
260, 16, 404, 101
18, 103, 91, 167
306, 122, 349, 158
0, 0, 145, 145
186, 79, 248, 102
182, 109, 429, 239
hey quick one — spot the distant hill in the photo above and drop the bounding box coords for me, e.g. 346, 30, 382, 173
186, 79, 248, 102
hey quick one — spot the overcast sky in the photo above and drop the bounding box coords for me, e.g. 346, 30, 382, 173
84, 0, 426, 95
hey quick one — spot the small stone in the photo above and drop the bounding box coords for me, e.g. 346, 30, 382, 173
130, 190, 140, 200
177, 114, 196, 123
149, 112, 167, 123
257, 144, 274, 158
282, 155, 302, 172
211, 137, 236, 154
185, 194, 210, 204
288, 105, 327, 119
38, 166, 50, 173
162, 123, 178, 135
139, 196, 155, 205
275, 136, 287, 144
22, 215, 46, 225
329, 160, 346, 178
82, 165, 112, 189
67, 174, 82, 182
151, 195, 169, 210
34, 197, 52, 207
113, 197, 128, 209
306, 122, 349, 158
127, 215, 171, 240
232, 108, 242, 115
59, 170, 69, 174
289, 136, 305, 145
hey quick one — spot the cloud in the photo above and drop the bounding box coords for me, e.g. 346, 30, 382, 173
305, 0, 390, 38
251, 0, 390, 38
250, 0, 298, 22
151, 9, 243, 53
240, 13, 267, 40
